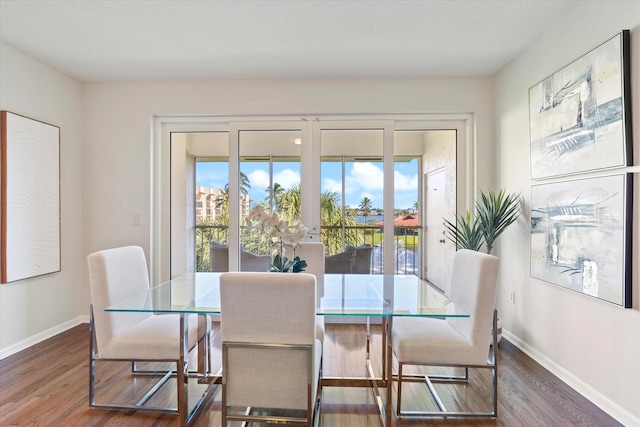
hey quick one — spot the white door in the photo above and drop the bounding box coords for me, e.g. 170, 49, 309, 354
424, 168, 447, 289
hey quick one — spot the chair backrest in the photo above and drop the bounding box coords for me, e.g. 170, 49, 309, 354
87, 246, 152, 355
239, 250, 272, 272
325, 245, 372, 274
220, 272, 317, 409
325, 250, 354, 273
352, 245, 372, 274
210, 242, 229, 272
285, 242, 325, 291
447, 249, 500, 358
210, 242, 272, 272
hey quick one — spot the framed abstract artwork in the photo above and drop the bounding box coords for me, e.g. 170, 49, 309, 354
530, 174, 632, 307
1, 111, 60, 283
529, 30, 632, 180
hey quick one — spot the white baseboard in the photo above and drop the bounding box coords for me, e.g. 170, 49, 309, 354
0, 315, 89, 360
503, 329, 639, 427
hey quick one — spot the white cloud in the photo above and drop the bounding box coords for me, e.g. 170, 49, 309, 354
247, 169, 270, 190
394, 170, 418, 190
273, 169, 300, 188
322, 177, 342, 193
346, 162, 384, 194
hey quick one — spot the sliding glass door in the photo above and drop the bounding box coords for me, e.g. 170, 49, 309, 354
238, 129, 302, 270
320, 129, 384, 273
160, 116, 467, 284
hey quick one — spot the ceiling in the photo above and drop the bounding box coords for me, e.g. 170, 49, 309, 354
0, 0, 582, 83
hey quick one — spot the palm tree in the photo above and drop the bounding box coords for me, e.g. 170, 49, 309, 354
195, 216, 229, 271
239, 171, 250, 197
270, 182, 285, 211
322, 190, 360, 254
258, 185, 360, 255
215, 171, 251, 212
214, 185, 229, 211
279, 184, 302, 222
359, 197, 372, 224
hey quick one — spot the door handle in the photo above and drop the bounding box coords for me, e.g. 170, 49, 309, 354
439, 239, 445, 243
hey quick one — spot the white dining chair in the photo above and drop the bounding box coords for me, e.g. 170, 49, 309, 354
392, 249, 500, 418
210, 242, 272, 272
87, 245, 210, 418
325, 244, 373, 274
220, 272, 322, 426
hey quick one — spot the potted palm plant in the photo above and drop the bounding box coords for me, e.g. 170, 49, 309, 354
444, 188, 521, 254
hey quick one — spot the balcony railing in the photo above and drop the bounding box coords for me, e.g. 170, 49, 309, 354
195, 225, 420, 275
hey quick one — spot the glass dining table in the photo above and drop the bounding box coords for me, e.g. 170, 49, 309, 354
105, 273, 468, 426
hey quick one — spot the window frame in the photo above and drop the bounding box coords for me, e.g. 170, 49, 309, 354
153, 114, 473, 283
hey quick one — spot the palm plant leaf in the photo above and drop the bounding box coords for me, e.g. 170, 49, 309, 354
475, 189, 521, 253
443, 210, 484, 252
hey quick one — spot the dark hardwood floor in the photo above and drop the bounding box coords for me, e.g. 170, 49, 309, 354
0, 323, 622, 426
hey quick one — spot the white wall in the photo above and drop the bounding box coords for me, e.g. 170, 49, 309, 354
495, 2, 640, 425
0, 42, 84, 357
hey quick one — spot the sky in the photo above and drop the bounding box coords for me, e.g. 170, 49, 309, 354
196, 158, 418, 210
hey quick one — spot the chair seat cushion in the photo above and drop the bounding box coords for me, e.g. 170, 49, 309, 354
392, 317, 487, 366
100, 313, 205, 360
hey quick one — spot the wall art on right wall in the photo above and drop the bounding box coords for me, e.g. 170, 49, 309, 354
529, 30, 632, 180
530, 174, 632, 307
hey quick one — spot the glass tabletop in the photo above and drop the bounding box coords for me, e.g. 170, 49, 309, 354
105, 273, 468, 318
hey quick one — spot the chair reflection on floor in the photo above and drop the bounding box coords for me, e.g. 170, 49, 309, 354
220, 272, 322, 426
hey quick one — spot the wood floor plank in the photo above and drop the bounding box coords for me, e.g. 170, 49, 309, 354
0, 323, 623, 426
